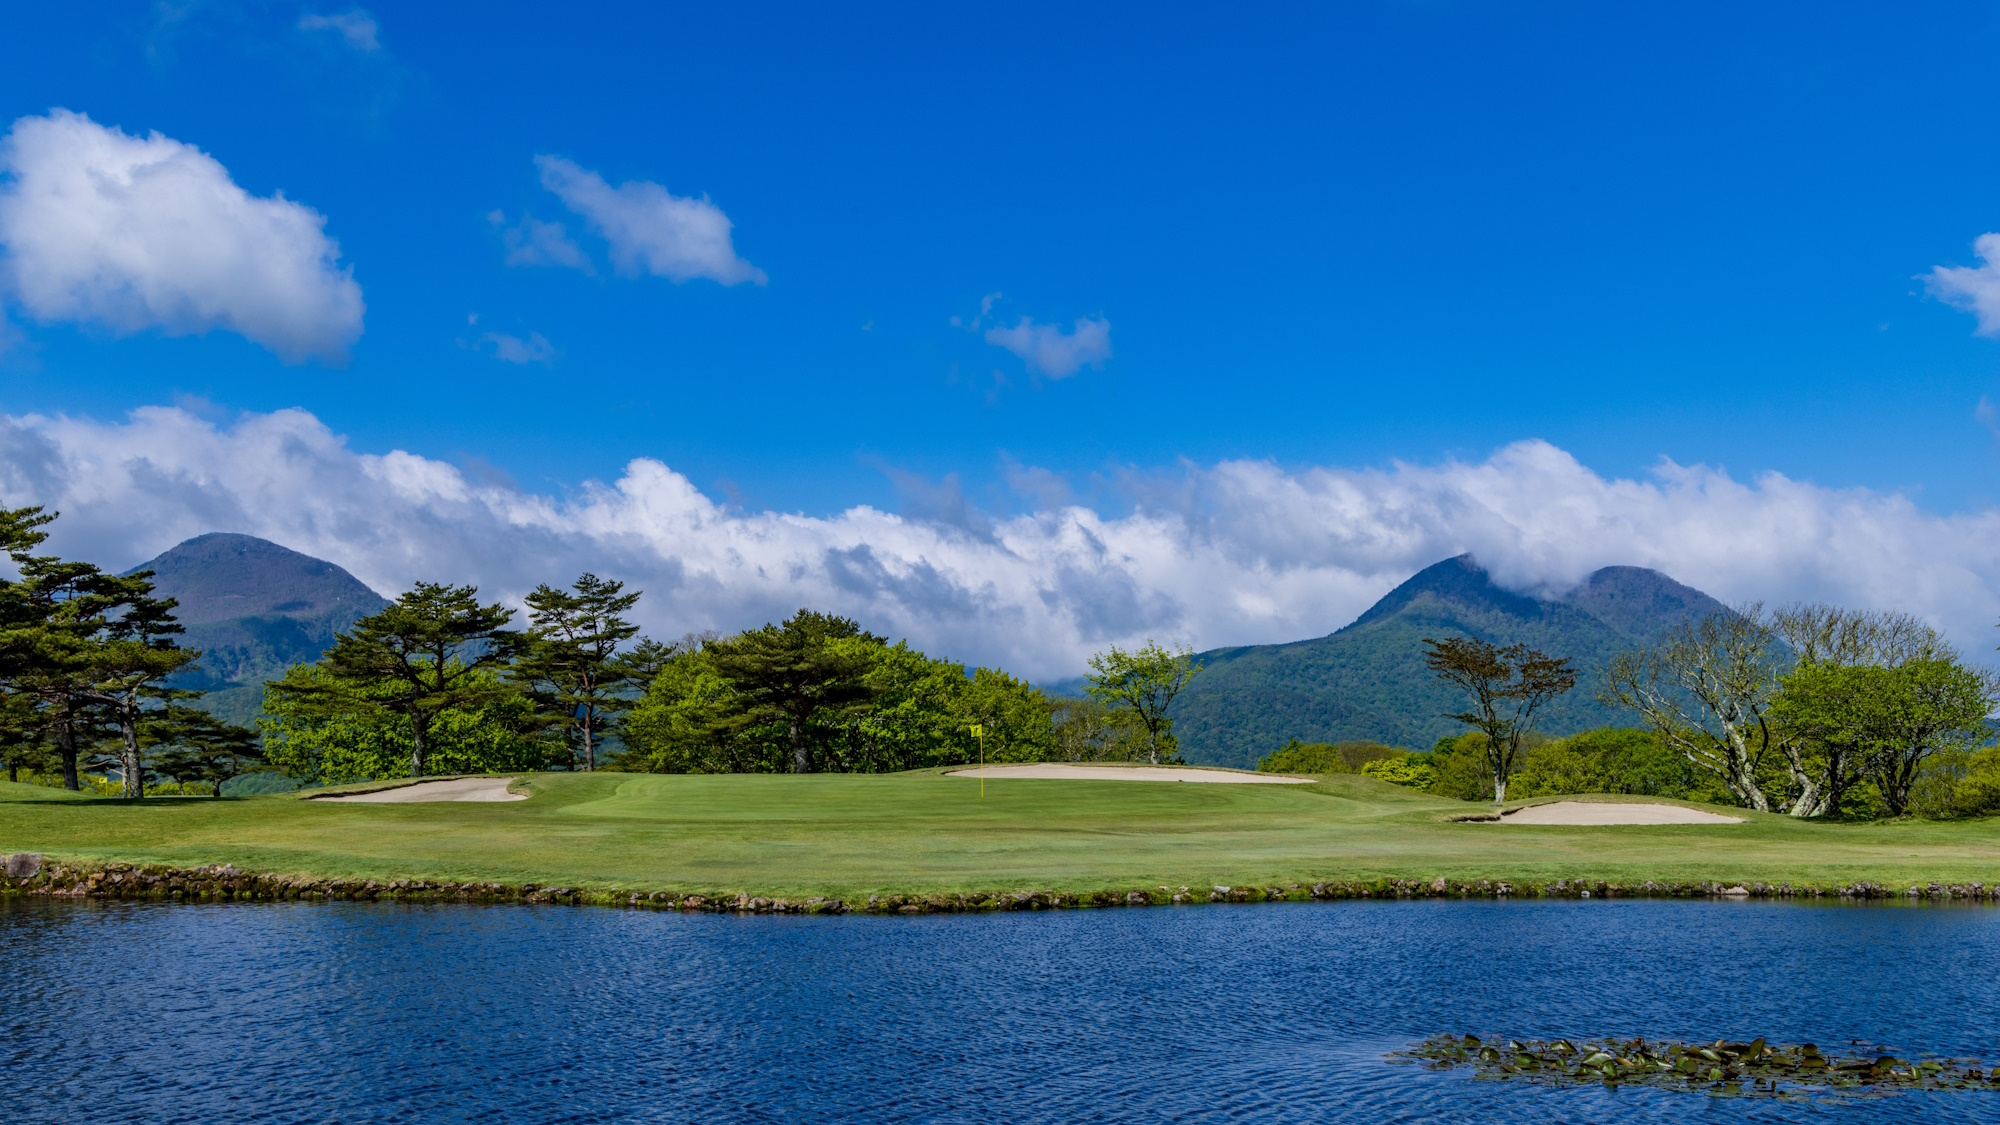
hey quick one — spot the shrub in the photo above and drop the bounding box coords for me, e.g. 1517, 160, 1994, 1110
1258, 740, 1350, 774
1361, 754, 1438, 790
1258, 739, 1402, 774
1427, 732, 1494, 801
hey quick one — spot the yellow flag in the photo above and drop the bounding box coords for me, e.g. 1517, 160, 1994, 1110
970, 724, 984, 737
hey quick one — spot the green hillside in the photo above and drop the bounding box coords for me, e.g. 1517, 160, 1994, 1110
1171, 555, 1728, 768
129, 533, 390, 727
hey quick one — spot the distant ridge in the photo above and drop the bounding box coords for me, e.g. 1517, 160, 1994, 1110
1170, 554, 1728, 768
129, 533, 390, 726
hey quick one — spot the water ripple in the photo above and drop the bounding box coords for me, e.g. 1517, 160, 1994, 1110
2, 899, 1996, 1123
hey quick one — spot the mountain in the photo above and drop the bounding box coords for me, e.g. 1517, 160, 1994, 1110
128, 533, 390, 727
1170, 555, 1728, 768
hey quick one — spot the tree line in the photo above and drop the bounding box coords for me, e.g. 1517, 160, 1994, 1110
0, 505, 1212, 793
1274, 602, 2000, 819
271, 594, 1209, 783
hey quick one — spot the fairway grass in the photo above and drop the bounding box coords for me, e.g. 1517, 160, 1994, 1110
2, 770, 1998, 900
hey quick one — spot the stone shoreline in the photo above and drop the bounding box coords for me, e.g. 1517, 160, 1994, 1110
2, 854, 1994, 914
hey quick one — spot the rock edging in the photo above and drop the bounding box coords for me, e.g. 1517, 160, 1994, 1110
1, 855, 1993, 914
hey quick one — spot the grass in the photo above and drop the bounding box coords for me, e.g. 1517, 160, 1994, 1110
2, 769, 1998, 899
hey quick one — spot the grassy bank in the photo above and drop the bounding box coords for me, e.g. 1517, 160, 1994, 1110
2, 770, 1998, 900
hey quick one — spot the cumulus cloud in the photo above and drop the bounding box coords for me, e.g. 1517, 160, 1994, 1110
0, 110, 363, 362
1928, 232, 2000, 335
984, 315, 1111, 378
477, 331, 555, 366
533, 155, 764, 285
298, 10, 381, 51
7, 407, 2000, 680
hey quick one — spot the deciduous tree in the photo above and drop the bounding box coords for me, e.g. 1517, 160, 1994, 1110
1421, 636, 1576, 803
1086, 641, 1201, 766
1602, 608, 1782, 812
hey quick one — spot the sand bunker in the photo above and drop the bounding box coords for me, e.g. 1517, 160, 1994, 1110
948, 764, 1312, 784
1500, 801, 1741, 825
319, 777, 526, 803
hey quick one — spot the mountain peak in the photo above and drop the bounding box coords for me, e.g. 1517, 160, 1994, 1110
129, 533, 388, 626
1171, 553, 1729, 768
1559, 564, 1727, 639
1345, 553, 1543, 632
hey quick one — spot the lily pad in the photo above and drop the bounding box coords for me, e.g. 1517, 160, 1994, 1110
1391, 1035, 2000, 1099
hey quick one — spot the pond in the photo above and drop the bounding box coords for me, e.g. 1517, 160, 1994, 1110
3, 898, 1997, 1123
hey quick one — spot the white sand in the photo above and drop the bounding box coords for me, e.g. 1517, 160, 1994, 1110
1500, 801, 1741, 825
319, 777, 527, 803
947, 764, 1312, 784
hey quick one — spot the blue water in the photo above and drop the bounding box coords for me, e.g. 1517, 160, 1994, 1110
4, 899, 1999, 1123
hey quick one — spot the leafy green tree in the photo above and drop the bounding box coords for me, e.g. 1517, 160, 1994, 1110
1912, 744, 2000, 819
618, 634, 705, 691
262, 663, 552, 783
0, 688, 53, 784
2, 547, 200, 799
623, 622, 1056, 774
1049, 696, 1145, 762
1086, 640, 1201, 765
288, 582, 519, 778
617, 639, 747, 772
68, 572, 200, 798
1866, 658, 1992, 816
144, 705, 264, 796
1766, 605, 1955, 816
514, 574, 641, 771
1422, 635, 1576, 803
706, 610, 882, 773
960, 667, 1057, 764
1768, 663, 1885, 817
846, 640, 968, 771
0, 526, 120, 790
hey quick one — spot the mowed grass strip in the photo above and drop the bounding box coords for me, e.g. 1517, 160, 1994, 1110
2, 771, 1997, 898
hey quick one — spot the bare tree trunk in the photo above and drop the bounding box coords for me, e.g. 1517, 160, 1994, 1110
118, 714, 143, 799
1780, 743, 1824, 818
57, 707, 79, 791
791, 716, 806, 774
582, 710, 595, 772
410, 714, 427, 778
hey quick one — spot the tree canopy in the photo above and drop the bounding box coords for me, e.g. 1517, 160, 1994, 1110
1422, 635, 1576, 803
1086, 641, 1201, 765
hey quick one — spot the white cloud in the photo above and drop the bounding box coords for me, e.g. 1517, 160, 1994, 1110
534, 155, 764, 285
984, 315, 1111, 378
1928, 232, 2000, 335
298, 10, 381, 52
0, 110, 363, 363
488, 210, 591, 272
477, 331, 555, 366
7, 406, 2000, 681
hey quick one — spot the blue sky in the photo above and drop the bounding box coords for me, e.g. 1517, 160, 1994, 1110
4, 1, 1999, 511
5, 3, 2000, 673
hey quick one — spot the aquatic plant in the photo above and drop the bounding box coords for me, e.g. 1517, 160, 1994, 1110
1395, 1033, 2000, 1097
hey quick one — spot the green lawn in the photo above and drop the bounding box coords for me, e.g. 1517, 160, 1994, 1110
2, 770, 1997, 898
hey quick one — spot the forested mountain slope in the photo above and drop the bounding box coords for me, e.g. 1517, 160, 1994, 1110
128, 533, 390, 726
1171, 555, 1728, 768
